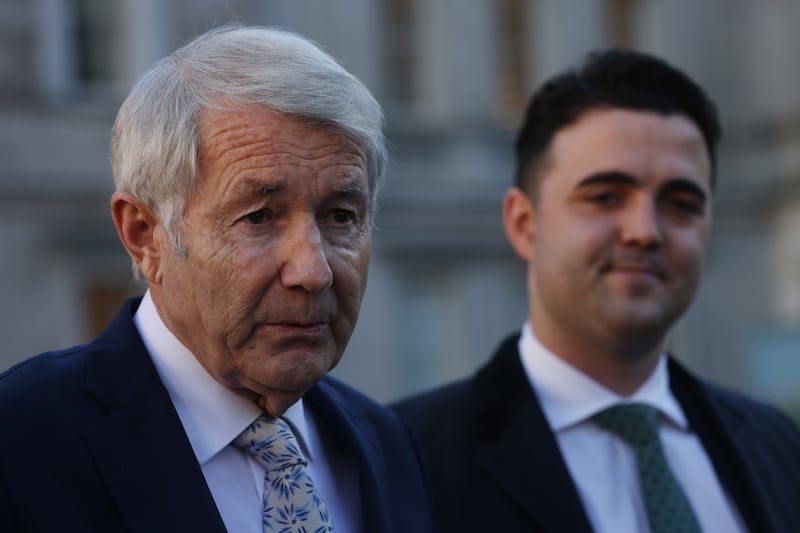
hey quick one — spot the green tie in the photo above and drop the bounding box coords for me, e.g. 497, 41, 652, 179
593, 403, 702, 533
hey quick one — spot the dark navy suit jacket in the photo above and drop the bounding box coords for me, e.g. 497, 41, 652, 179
393, 334, 800, 533
0, 298, 436, 532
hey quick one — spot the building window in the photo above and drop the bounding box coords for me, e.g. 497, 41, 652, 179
84, 281, 139, 339
496, 0, 528, 122
73, 0, 116, 83
393, 267, 455, 394
382, 0, 416, 105
607, 0, 640, 47
34, 0, 120, 100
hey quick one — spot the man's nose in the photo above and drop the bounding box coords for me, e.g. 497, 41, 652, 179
618, 199, 663, 249
280, 217, 333, 293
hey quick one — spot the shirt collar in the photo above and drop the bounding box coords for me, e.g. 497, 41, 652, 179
518, 321, 688, 432
133, 290, 315, 465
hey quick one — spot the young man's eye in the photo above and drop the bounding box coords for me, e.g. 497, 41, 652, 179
666, 194, 705, 215
672, 200, 704, 215
590, 192, 620, 205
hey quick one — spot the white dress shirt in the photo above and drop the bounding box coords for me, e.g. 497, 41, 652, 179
518, 322, 745, 533
134, 291, 361, 533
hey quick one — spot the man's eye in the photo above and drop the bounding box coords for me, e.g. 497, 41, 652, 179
244, 210, 268, 224
590, 192, 619, 205
330, 209, 356, 224
671, 197, 704, 215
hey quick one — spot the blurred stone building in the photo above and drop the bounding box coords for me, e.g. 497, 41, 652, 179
2, 0, 800, 415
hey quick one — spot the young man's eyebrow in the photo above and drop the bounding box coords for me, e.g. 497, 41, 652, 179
576, 171, 637, 188
576, 172, 708, 201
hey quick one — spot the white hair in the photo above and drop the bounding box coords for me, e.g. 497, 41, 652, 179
111, 25, 387, 258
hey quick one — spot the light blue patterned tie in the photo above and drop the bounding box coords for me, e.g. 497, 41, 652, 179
593, 403, 702, 533
235, 415, 335, 533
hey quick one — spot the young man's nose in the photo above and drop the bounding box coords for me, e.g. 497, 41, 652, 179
618, 199, 663, 249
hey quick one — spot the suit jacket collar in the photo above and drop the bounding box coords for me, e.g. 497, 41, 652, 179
668, 358, 775, 531
82, 297, 227, 533
472, 333, 776, 533
470, 334, 595, 533
81, 298, 424, 532
305, 377, 393, 532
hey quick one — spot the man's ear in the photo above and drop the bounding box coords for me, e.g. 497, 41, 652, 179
503, 187, 536, 261
111, 192, 165, 284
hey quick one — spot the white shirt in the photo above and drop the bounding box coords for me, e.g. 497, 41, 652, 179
134, 291, 361, 533
518, 322, 745, 533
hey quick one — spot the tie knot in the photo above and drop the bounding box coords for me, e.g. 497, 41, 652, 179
592, 403, 661, 447
234, 415, 307, 471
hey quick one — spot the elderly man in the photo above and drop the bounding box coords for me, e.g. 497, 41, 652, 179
393, 48, 800, 532
0, 26, 434, 533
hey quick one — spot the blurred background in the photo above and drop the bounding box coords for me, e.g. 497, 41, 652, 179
2, 0, 800, 420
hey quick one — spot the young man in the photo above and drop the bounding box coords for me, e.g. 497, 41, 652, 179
393, 49, 800, 533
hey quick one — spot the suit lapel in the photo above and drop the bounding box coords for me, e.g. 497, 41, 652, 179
669, 358, 775, 531
305, 379, 391, 532
82, 299, 226, 533
470, 336, 594, 533
466, 340, 780, 532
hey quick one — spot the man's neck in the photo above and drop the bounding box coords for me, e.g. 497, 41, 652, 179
531, 322, 666, 396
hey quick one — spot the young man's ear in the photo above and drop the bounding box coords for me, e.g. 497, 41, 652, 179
111, 192, 166, 284
503, 187, 536, 261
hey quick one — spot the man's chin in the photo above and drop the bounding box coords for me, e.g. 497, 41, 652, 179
602, 302, 674, 336
254, 359, 332, 398
237, 346, 343, 412
257, 391, 306, 417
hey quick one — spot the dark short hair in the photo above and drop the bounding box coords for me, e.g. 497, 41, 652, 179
514, 48, 721, 195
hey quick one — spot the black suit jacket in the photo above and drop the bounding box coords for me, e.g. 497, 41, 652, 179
392, 334, 800, 533
0, 298, 436, 533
